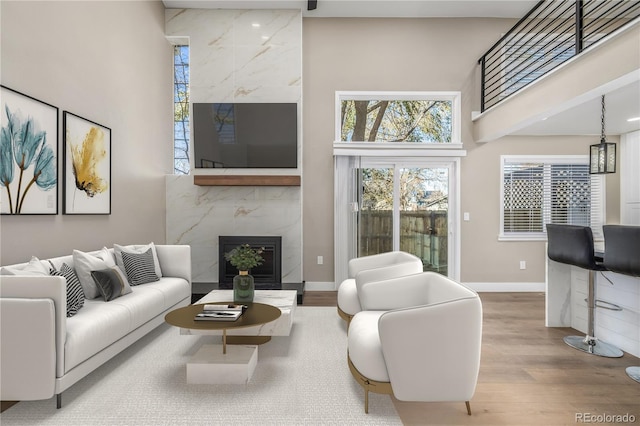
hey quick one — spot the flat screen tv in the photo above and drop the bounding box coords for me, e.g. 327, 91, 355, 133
193, 103, 298, 169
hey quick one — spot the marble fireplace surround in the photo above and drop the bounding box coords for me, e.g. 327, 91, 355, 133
166, 175, 302, 285
165, 9, 303, 287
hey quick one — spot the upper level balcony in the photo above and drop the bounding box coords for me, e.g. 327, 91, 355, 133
473, 0, 640, 142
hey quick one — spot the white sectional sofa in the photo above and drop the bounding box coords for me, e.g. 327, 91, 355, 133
0, 244, 191, 408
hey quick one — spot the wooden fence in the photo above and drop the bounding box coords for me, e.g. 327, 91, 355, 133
358, 210, 448, 275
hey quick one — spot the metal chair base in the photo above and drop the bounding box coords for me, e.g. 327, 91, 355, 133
337, 306, 353, 325
563, 335, 623, 358
347, 355, 472, 415
561, 269, 624, 359
626, 366, 640, 383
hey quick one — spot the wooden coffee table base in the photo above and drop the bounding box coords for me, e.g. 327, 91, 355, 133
187, 344, 258, 385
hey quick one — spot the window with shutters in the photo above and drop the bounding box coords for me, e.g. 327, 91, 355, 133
500, 155, 605, 241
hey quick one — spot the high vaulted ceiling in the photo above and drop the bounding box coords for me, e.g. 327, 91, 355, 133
162, 0, 538, 18
162, 0, 640, 137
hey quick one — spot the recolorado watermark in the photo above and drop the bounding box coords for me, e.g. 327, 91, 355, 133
576, 413, 636, 423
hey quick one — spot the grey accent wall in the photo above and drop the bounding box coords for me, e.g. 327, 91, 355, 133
0, 1, 173, 265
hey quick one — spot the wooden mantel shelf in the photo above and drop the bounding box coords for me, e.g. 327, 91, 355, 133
194, 175, 301, 186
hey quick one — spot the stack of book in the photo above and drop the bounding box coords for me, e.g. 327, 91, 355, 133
194, 304, 247, 322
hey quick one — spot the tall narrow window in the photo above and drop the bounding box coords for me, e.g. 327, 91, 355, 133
174, 45, 190, 175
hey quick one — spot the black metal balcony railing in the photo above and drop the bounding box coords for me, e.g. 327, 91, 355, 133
478, 0, 640, 112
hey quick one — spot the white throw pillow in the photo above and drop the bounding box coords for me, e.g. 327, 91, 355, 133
73, 247, 116, 299
1, 256, 49, 276
113, 243, 162, 278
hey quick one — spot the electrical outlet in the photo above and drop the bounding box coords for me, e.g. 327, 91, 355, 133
317, 256, 323, 265
520, 260, 526, 270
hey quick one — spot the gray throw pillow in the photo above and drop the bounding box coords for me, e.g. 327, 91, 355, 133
91, 266, 132, 301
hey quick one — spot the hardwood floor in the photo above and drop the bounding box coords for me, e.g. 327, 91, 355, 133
304, 292, 640, 425
4, 292, 639, 424
301, 290, 338, 307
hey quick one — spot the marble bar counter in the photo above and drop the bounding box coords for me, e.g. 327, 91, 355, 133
546, 246, 640, 358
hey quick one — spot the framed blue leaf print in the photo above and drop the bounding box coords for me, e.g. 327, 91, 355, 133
1, 85, 59, 215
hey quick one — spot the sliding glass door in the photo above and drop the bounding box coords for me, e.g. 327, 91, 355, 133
357, 160, 453, 277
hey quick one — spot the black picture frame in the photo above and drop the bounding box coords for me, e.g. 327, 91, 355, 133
0, 85, 59, 215
63, 111, 111, 215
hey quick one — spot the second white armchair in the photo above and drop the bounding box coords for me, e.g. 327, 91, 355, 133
337, 251, 424, 324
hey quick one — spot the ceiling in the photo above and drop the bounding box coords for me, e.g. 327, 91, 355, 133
510, 79, 640, 137
162, 0, 640, 137
162, 0, 538, 18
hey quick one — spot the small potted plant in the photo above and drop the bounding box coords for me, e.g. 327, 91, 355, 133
224, 244, 264, 302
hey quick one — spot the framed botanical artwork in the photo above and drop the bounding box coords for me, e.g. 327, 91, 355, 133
1, 85, 59, 215
63, 111, 111, 215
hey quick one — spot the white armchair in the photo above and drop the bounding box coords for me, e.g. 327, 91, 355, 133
337, 251, 424, 323
347, 272, 483, 414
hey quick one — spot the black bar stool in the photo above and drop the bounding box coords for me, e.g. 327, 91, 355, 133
546, 224, 623, 357
602, 225, 640, 382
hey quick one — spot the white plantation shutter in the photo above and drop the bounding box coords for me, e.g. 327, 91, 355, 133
501, 156, 605, 240
503, 162, 544, 233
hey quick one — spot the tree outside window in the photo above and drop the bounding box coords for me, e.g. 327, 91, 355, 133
174, 45, 190, 175
340, 99, 452, 143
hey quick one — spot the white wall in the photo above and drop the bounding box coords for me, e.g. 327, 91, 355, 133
0, 1, 173, 265
621, 130, 640, 225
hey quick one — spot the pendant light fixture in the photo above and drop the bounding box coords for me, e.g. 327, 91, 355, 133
589, 95, 616, 174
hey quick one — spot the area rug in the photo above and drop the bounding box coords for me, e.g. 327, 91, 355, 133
0, 307, 401, 425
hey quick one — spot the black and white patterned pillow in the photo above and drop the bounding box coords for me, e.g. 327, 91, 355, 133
50, 263, 85, 317
121, 249, 159, 286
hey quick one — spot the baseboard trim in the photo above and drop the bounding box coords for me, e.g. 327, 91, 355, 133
304, 282, 337, 291
303, 281, 546, 292
464, 282, 545, 292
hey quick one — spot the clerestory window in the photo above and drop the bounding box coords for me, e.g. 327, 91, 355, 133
335, 91, 461, 146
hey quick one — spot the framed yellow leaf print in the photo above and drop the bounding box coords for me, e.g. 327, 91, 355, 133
63, 111, 111, 215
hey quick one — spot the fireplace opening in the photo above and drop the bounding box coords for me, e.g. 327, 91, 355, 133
218, 236, 282, 285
